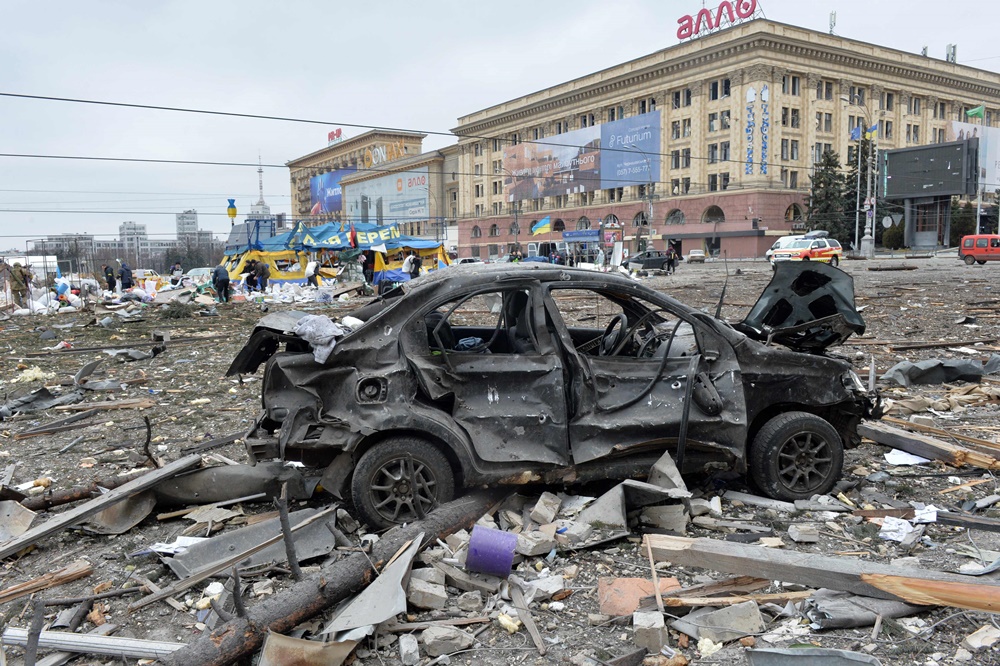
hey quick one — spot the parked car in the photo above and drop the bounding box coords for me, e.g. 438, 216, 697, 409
959, 235, 1000, 265
229, 263, 879, 529
184, 267, 214, 280
686, 249, 706, 263
770, 237, 843, 267
627, 249, 672, 271
765, 235, 805, 262
453, 257, 483, 265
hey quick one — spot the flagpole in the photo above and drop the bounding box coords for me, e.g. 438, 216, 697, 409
975, 101, 985, 235
854, 130, 862, 253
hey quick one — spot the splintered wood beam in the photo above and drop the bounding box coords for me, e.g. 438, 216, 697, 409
644, 534, 1000, 612
881, 416, 1000, 457
859, 422, 1000, 470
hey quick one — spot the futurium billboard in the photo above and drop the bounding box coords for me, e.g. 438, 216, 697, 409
502, 111, 661, 202
345, 166, 430, 226
310, 168, 357, 215
883, 139, 978, 199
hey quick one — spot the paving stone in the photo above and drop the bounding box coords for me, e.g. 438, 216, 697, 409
421, 626, 474, 657
698, 600, 764, 643
787, 523, 820, 543
633, 611, 668, 652
456, 591, 483, 611
407, 577, 447, 610
641, 504, 689, 533
530, 491, 562, 524
399, 633, 420, 665
516, 530, 557, 556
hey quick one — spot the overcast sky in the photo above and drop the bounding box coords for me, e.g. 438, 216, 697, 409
2, 0, 998, 250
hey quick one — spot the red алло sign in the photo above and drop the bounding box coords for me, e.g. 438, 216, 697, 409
677, 0, 757, 40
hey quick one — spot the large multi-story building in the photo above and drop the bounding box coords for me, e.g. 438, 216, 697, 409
450, 18, 1000, 259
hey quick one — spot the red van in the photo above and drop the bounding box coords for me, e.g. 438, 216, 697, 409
959, 235, 1000, 265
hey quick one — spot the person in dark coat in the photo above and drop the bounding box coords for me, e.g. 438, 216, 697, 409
118, 262, 134, 290
212, 264, 231, 303
244, 260, 258, 291
102, 264, 116, 292
253, 260, 271, 292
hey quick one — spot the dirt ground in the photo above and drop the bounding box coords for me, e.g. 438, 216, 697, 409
2, 256, 1000, 665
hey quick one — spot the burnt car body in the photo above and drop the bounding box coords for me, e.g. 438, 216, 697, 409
230, 262, 879, 528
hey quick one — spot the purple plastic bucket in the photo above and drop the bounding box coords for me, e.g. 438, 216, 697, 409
465, 525, 518, 577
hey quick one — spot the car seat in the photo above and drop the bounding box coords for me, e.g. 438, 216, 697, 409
504, 291, 534, 353
425, 311, 456, 351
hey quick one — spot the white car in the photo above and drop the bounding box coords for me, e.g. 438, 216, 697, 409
765, 235, 805, 262
454, 257, 483, 265
686, 249, 706, 263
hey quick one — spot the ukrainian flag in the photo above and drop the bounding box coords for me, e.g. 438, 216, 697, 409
864, 123, 878, 140
531, 216, 552, 236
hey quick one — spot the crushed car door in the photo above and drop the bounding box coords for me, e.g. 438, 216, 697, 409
544, 285, 747, 467
405, 287, 570, 466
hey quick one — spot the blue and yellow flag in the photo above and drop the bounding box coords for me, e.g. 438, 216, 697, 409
864, 123, 878, 140
531, 216, 552, 236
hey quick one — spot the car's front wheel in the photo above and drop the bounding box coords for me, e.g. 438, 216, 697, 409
749, 412, 843, 501
351, 437, 455, 529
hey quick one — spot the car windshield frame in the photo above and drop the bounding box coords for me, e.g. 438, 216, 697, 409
787, 240, 811, 249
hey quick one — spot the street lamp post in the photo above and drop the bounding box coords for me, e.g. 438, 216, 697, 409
499, 167, 520, 253
623, 145, 654, 254
841, 94, 876, 259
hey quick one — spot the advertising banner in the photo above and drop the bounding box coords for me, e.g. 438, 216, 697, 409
502, 111, 660, 200
947, 122, 1000, 192
344, 166, 430, 225
309, 168, 357, 215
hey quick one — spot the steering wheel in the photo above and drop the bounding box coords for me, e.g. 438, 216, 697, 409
599, 314, 628, 356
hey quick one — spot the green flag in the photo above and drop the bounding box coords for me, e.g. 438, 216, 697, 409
967, 105, 986, 119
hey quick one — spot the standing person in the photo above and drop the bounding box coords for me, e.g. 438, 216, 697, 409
9, 262, 29, 308
401, 252, 415, 279
411, 252, 423, 279
596, 247, 606, 271
667, 245, 678, 275
212, 264, 231, 303
253, 260, 271, 293
118, 262, 134, 290
102, 263, 116, 293
305, 258, 319, 288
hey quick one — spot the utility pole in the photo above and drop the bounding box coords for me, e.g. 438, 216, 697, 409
624, 145, 654, 254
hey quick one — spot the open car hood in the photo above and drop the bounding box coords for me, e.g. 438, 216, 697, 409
734, 262, 865, 353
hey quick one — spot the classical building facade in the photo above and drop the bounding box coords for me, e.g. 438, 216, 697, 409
451, 19, 1000, 260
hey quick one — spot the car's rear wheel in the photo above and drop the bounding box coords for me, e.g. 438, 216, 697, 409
749, 412, 843, 501
965, 255, 976, 265
351, 437, 455, 529
830, 256, 839, 267
978, 260, 987, 265
661, 261, 671, 271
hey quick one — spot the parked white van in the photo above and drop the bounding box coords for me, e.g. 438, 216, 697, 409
765, 235, 805, 262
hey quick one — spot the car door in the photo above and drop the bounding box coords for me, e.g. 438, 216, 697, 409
542, 282, 748, 468
404, 286, 570, 466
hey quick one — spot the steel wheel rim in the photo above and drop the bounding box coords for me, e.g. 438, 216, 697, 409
775, 431, 833, 494
368, 457, 439, 523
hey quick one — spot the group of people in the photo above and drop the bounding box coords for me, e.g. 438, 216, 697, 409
100, 262, 133, 292
242, 259, 271, 293
2, 261, 34, 308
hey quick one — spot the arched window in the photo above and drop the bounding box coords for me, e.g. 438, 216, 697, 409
577, 216, 591, 230
509, 221, 520, 235
702, 206, 726, 224
471, 225, 482, 239
489, 224, 500, 237
604, 214, 620, 228
553, 218, 566, 232
665, 209, 685, 225
633, 212, 649, 227
784, 204, 804, 221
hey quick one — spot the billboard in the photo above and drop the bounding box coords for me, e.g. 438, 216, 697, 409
883, 140, 978, 199
344, 166, 430, 226
309, 167, 357, 215
947, 122, 1000, 192
502, 111, 661, 201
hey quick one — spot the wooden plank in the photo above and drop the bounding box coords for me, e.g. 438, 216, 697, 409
53, 398, 156, 412
510, 584, 546, 656
888, 338, 997, 352
661, 590, 813, 607
935, 511, 1000, 533
0, 560, 93, 605
881, 416, 1000, 456
644, 534, 1000, 612
858, 422, 1000, 470
0, 455, 202, 560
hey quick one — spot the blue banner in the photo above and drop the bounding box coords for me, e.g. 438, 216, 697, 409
309, 168, 357, 215
600, 111, 661, 190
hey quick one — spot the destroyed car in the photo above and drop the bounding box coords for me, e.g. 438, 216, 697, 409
230, 262, 879, 529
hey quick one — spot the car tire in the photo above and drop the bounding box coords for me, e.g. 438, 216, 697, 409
661, 261, 671, 271
830, 256, 839, 267
749, 411, 843, 501
351, 437, 455, 530
965, 255, 976, 265
977, 260, 987, 265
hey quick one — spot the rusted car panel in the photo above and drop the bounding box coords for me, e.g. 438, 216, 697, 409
232, 263, 879, 528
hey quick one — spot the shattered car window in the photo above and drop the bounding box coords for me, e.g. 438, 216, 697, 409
546, 287, 698, 359
425, 289, 537, 354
